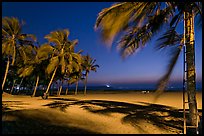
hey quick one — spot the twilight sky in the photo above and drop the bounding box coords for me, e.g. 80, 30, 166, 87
2, 2, 202, 86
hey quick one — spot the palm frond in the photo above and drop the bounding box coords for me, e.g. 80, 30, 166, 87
170, 14, 179, 27
194, 2, 202, 28
18, 46, 28, 64
72, 53, 82, 63
117, 25, 150, 58
18, 34, 37, 45
95, 2, 142, 45
156, 28, 183, 50
18, 65, 34, 77
92, 64, 99, 68
67, 53, 73, 62
91, 64, 99, 72
2, 17, 20, 36
66, 64, 73, 74
71, 39, 78, 46
95, 2, 128, 29
117, 6, 174, 58
77, 49, 83, 54
45, 29, 70, 47
37, 43, 54, 60
72, 61, 80, 72
46, 56, 59, 74
154, 45, 182, 101
82, 54, 99, 73
2, 41, 13, 55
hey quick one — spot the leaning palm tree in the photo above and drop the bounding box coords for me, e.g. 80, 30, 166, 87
2, 17, 36, 90
44, 29, 82, 95
95, 2, 201, 131
82, 54, 99, 95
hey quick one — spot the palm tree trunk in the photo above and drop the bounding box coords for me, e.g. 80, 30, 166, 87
2, 57, 10, 90
10, 79, 16, 94
45, 67, 58, 94
58, 79, 63, 96
11, 40, 16, 65
57, 82, 60, 95
58, 86, 62, 96
32, 75, 39, 97
184, 11, 198, 128
59, 79, 64, 96
65, 88, 68, 95
75, 80, 78, 95
84, 72, 88, 95
18, 78, 24, 92
65, 83, 69, 95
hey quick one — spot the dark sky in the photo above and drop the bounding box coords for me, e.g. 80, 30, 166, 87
2, 2, 202, 86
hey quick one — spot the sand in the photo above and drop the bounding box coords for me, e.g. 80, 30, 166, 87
2, 91, 202, 134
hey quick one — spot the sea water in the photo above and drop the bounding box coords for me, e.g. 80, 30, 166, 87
63, 81, 202, 92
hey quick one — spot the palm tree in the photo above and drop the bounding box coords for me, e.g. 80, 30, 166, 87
65, 81, 70, 95
95, 2, 201, 131
44, 29, 82, 95
82, 54, 99, 95
69, 71, 82, 95
2, 17, 36, 90
55, 73, 65, 97
32, 44, 53, 97
16, 45, 36, 92
16, 43, 51, 96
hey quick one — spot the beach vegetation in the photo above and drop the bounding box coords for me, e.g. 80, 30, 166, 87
82, 54, 99, 95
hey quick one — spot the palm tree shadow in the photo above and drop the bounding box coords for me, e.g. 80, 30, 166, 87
44, 98, 78, 112
2, 109, 99, 134
2, 101, 29, 112
44, 98, 184, 133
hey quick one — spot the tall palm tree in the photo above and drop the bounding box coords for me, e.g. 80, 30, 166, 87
2, 17, 36, 90
44, 29, 82, 95
95, 2, 201, 131
82, 54, 99, 95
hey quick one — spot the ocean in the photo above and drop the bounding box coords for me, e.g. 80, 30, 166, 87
63, 82, 202, 92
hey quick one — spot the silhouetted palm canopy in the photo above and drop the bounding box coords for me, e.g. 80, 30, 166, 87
83, 54, 99, 73
45, 29, 82, 76
95, 2, 202, 91
17, 44, 53, 79
44, 29, 82, 94
2, 17, 36, 90
2, 17, 36, 65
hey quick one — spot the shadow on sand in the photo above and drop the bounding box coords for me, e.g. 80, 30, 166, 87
2, 101, 99, 134
3, 98, 201, 134
45, 98, 184, 133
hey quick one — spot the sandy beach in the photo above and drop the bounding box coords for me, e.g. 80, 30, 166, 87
2, 91, 202, 134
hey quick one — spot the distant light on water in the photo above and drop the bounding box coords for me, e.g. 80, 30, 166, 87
106, 84, 110, 88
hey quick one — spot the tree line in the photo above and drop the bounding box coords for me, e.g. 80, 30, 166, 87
2, 17, 99, 97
